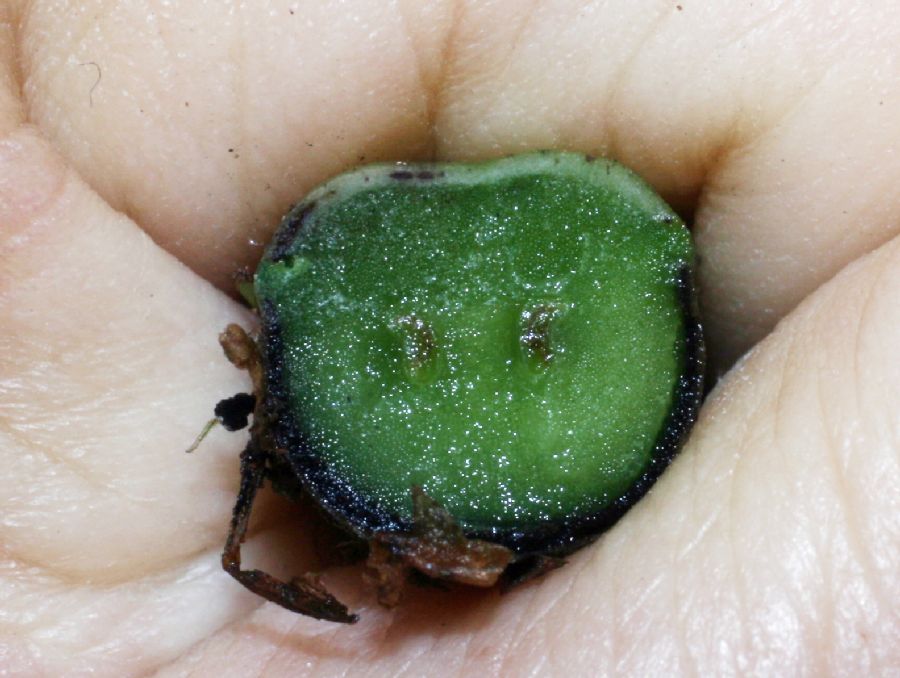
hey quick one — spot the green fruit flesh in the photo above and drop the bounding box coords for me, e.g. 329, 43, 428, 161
256, 153, 694, 535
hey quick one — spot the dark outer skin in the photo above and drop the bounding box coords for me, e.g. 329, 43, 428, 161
218, 324, 359, 623
218, 325, 517, 620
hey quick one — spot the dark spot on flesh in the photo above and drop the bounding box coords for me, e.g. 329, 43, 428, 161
389, 169, 444, 181
396, 314, 436, 372
521, 305, 559, 367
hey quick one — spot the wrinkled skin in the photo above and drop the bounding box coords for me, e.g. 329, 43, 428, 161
1, 1, 898, 675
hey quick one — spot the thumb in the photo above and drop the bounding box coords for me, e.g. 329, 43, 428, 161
0, 126, 261, 673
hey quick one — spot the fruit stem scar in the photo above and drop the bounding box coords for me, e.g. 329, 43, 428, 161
521, 304, 561, 368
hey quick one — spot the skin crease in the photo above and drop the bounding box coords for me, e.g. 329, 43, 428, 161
0, 0, 898, 675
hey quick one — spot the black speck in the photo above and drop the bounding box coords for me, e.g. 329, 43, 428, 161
416, 170, 435, 180
585, 154, 596, 162
390, 170, 415, 180
215, 393, 256, 431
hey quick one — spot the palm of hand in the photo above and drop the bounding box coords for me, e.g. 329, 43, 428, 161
1, 2, 898, 675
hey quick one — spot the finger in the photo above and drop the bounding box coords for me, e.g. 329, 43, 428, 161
19, 0, 447, 291
157, 229, 900, 675
430, 1, 900, 368
20, 1, 900, 367
0, 128, 266, 671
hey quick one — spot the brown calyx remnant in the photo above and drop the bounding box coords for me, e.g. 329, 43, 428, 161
220, 433, 359, 623
217, 323, 359, 623
185, 324, 263, 454
219, 324, 264, 394
366, 486, 514, 607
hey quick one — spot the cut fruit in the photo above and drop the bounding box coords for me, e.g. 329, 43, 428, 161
253, 151, 704, 556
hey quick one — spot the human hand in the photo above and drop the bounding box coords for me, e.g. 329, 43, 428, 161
1, 1, 898, 675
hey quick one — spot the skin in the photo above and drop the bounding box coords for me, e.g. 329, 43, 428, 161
0, 0, 898, 675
